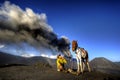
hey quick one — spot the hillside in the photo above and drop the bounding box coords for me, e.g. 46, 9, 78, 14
114, 62, 120, 67
0, 63, 120, 80
0, 52, 55, 67
0, 52, 120, 80
90, 57, 120, 74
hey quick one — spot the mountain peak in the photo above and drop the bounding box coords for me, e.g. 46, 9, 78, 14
90, 57, 120, 70
91, 57, 112, 62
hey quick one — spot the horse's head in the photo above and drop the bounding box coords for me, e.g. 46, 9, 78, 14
72, 40, 78, 51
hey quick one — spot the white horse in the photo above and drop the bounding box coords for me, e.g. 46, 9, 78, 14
72, 40, 91, 74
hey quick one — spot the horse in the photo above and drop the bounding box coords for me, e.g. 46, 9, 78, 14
72, 40, 91, 74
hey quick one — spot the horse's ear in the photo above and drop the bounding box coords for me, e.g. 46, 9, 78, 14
74, 40, 77, 43
72, 40, 75, 42
72, 40, 77, 43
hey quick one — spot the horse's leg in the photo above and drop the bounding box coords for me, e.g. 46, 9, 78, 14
76, 48, 83, 75
76, 57, 80, 73
87, 62, 91, 72
82, 61, 85, 72
80, 58, 83, 73
86, 59, 91, 72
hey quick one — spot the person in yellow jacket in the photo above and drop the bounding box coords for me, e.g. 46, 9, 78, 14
56, 54, 67, 71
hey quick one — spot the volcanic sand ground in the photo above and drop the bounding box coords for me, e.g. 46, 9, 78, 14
0, 64, 120, 80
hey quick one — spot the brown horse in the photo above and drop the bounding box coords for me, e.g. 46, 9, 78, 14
72, 40, 91, 74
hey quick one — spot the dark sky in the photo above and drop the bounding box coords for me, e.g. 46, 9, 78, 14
0, 0, 120, 61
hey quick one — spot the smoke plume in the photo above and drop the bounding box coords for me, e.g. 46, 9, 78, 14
0, 1, 71, 57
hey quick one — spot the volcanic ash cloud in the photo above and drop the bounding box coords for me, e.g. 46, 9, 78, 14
0, 1, 70, 57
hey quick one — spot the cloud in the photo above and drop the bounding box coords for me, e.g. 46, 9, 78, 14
21, 53, 35, 58
0, 1, 52, 31
61, 36, 70, 44
0, 44, 5, 48
49, 55, 57, 59
0, 1, 71, 57
41, 54, 57, 59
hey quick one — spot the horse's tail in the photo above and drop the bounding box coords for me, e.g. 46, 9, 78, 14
85, 50, 89, 59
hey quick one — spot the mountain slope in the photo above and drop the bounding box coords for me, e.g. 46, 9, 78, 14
0, 52, 26, 65
90, 57, 120, 74
114, 62, 120, 67
0, 52, 55, 67
0, 63, 120, 80
1, 51, 120, 74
